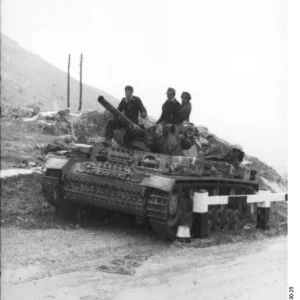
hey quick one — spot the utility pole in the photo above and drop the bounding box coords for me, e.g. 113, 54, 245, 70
78, 53, 83, 112
67, 54, 71, 109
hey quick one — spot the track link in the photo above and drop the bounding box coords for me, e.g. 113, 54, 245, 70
148, 189, 179, 240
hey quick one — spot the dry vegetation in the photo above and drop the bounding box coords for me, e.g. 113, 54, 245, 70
1, 118, 55, 169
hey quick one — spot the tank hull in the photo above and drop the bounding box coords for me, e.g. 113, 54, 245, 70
42, 151, 258, 240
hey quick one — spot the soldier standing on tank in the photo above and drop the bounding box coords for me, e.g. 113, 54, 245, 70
179, 91, 192, 123
104, 85, 147, 141
156, 87, 182, 128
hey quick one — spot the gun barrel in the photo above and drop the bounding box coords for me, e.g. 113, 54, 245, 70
98, 96, 146, 135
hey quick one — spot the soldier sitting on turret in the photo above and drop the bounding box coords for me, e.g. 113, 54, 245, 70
104, 85, 147, 143
179, 91, 192, 123
156, 87, 182, 129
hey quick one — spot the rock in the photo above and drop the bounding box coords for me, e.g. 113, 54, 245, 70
2, 103, 42, 119
23, 115, 39, 122
76, 134, 88, 144
43, 124, 60, 135
197, 126, 209, 138
26, 103, 41, 117
244, 225, 253, 230
43, 140, 70, 154
54, 135, 76, 144
41, 135, 75, 154
42, 122, 71, 136
245, 155, 287, 191
57, 108, 70, 118
55, 150, 70, 156
13, 107, 34, 118
36, 143, 47, 149
73, 110, 106, 137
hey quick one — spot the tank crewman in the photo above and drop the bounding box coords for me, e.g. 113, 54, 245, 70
156, 87, 182, 126
104, 85, 147, 140
179, 91, 192, 122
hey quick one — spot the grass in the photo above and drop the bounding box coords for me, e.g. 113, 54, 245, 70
1, 118, 54, 169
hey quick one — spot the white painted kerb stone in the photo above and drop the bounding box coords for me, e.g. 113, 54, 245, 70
176, 226, 191, 238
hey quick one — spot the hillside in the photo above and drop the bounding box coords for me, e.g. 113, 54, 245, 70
0, 35, 287, 192
245, 155, 287, 192
1, 34, 119, 112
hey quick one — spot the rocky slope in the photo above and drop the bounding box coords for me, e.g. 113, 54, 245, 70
1, 35, 286, 192
1, 34, 119, 112
244, 155, 287, 192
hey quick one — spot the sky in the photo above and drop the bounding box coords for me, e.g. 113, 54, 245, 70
2, 0, 287, 174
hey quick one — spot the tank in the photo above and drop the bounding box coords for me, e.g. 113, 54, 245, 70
42, 96, 259, 240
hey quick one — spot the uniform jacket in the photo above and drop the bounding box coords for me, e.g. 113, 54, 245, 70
117, 96, 147, 124
157, 99, 182, 125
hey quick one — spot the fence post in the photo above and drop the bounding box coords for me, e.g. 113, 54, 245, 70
191, 190, 209, 238
256, 201, 270, 230
78, 54, 83, 112
67, 54, 71, 108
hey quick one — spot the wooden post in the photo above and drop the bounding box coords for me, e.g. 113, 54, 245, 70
67, 54, 71, 108
78, 54, 83, 112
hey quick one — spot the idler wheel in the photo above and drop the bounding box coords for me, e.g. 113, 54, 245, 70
213, 209, 223, 231
222, 209, 233, 230
166, 192, 183, 231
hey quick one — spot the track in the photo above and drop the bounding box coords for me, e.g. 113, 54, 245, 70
148, 189, 181, 240
147, 179, 257, 240
43, 169, 258, 240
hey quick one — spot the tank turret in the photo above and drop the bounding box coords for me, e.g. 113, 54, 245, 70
97, 95, 199, 155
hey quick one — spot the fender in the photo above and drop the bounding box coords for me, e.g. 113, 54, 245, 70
140, 175, 176, 193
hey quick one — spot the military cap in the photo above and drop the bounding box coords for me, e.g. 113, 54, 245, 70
125, 85, 134, 92
166, 87, 176, 94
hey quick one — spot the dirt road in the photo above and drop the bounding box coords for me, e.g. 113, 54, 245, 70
1, 227, 287, 300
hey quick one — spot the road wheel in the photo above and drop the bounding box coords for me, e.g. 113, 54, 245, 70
148, 189, 184, 241
213, 209, 223, 232
231, 210, 241, 231
207, 211, 213, 233
223, 209, 233, 230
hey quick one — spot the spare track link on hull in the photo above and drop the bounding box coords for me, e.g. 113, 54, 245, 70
63, 176, 147, 216
147, 180, 257, 241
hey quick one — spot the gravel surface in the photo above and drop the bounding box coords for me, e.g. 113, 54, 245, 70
1, 227, 287, 300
